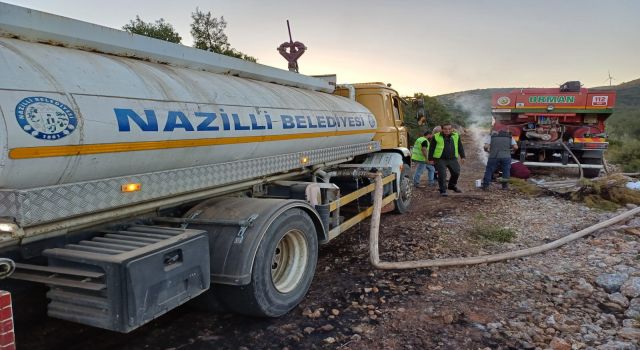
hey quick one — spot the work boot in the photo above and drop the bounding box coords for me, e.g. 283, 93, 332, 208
440, 191, 448, 197
414, 183, 425, 188
449, 186, 462, 193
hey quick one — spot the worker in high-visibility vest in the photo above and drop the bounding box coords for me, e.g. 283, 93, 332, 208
428, 123, 465, 196
411, 131, 435, 188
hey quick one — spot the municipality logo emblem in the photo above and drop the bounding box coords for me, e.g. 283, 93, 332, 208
496, 96, 511, 106
367, 115, 376, 128
15, 97, 77, 140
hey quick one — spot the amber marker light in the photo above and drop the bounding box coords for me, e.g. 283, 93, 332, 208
300, 155, 310, 165
121, 183, 142, 192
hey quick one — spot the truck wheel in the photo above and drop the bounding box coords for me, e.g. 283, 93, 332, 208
582, 158, 602, 178
217, 208, 318, 317
393, 164, 412, 214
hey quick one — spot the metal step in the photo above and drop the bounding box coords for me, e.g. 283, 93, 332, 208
11, 263, 106, 291
9, 225, 191, 290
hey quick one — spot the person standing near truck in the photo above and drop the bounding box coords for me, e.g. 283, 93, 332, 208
482, 129, 518, 190
428, 123, 465, 196
411, 131, 435, 188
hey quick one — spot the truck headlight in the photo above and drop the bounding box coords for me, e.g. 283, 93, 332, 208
0, 223, 16, 232
0, 221, 23, 242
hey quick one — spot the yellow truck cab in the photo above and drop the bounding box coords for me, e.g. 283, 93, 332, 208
334, 83, 409, 152
334, 83, 412, 215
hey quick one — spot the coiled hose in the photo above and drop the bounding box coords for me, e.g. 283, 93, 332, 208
368, 172, 640, 269
0, 258, 15, 279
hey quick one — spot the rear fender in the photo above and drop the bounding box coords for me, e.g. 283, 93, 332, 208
183, 197, 322, 285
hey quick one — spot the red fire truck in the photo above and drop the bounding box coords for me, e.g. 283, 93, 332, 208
491, 81, 616, 178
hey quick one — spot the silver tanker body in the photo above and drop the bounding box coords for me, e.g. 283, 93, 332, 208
0, 39, 376, 189
0, 3, 412, 337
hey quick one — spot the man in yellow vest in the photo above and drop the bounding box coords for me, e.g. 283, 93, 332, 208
428, 123, 466, 196
411, 131, 435, 188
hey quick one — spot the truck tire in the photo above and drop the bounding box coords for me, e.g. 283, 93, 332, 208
582, 158, 602, 178
217, 208, 318, 317
393, 164, 412, 214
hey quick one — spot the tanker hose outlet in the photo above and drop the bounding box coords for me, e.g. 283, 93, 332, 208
0, 258, 16, 279
334, 169, 378, 179
313, 169, 336, 183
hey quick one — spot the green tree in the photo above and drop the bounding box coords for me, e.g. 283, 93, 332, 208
190, 8, 257, 62
123, 16, 182, 43
402, 93, 455, 142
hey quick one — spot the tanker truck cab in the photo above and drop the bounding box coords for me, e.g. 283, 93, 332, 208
334, 83, 413, 213
0, 3, 412, 335
334, 83, 409, 152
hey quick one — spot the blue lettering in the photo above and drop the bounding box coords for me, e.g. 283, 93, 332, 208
232, 113, 250, 130
219, 110, 231, 130
356, 117, 364, 127
249, 114, 266, 130
114, 108, 158, 132
326, 116, 337, 128
317, 116, 327, 128
295, 115, 307, 128
281, 115, 296, 129
348, 117, 355, 127
306, 116, 318, 128
164, 111, 194, 131
265, 114, 273, 129
195, 112, 219, 131
338, 116, 348, 127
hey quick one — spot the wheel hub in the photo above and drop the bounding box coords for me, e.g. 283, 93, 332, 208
271, 229, 308, 293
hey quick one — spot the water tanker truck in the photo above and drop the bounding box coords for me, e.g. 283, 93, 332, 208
0, 4, 413, 333
491, 81, 616, 178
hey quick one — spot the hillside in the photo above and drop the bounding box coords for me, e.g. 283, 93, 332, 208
593, 77, 640, 110
435, 88, 512, 125
434, 78, 640, 124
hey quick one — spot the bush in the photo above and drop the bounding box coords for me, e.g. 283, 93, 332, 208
606, 137, 640, 172
571, 174, 640, 210
470, 215, 517, 243
605, 106, 640, 172
508, 178, 541, 196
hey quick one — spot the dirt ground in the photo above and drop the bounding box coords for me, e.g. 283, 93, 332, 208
13, 133, 640, 350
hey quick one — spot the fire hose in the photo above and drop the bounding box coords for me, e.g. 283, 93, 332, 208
368, 172, 640, 269
560, 141, 584, 179
0, 258, 15, 279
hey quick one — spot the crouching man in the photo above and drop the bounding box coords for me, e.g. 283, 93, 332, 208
482, 129, 518, 190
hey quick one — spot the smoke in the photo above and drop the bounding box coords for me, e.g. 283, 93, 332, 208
452, 93, 492, 164
468, 127, 488, 165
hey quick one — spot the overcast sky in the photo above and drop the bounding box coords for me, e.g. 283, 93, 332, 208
3, 0, 639, 95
